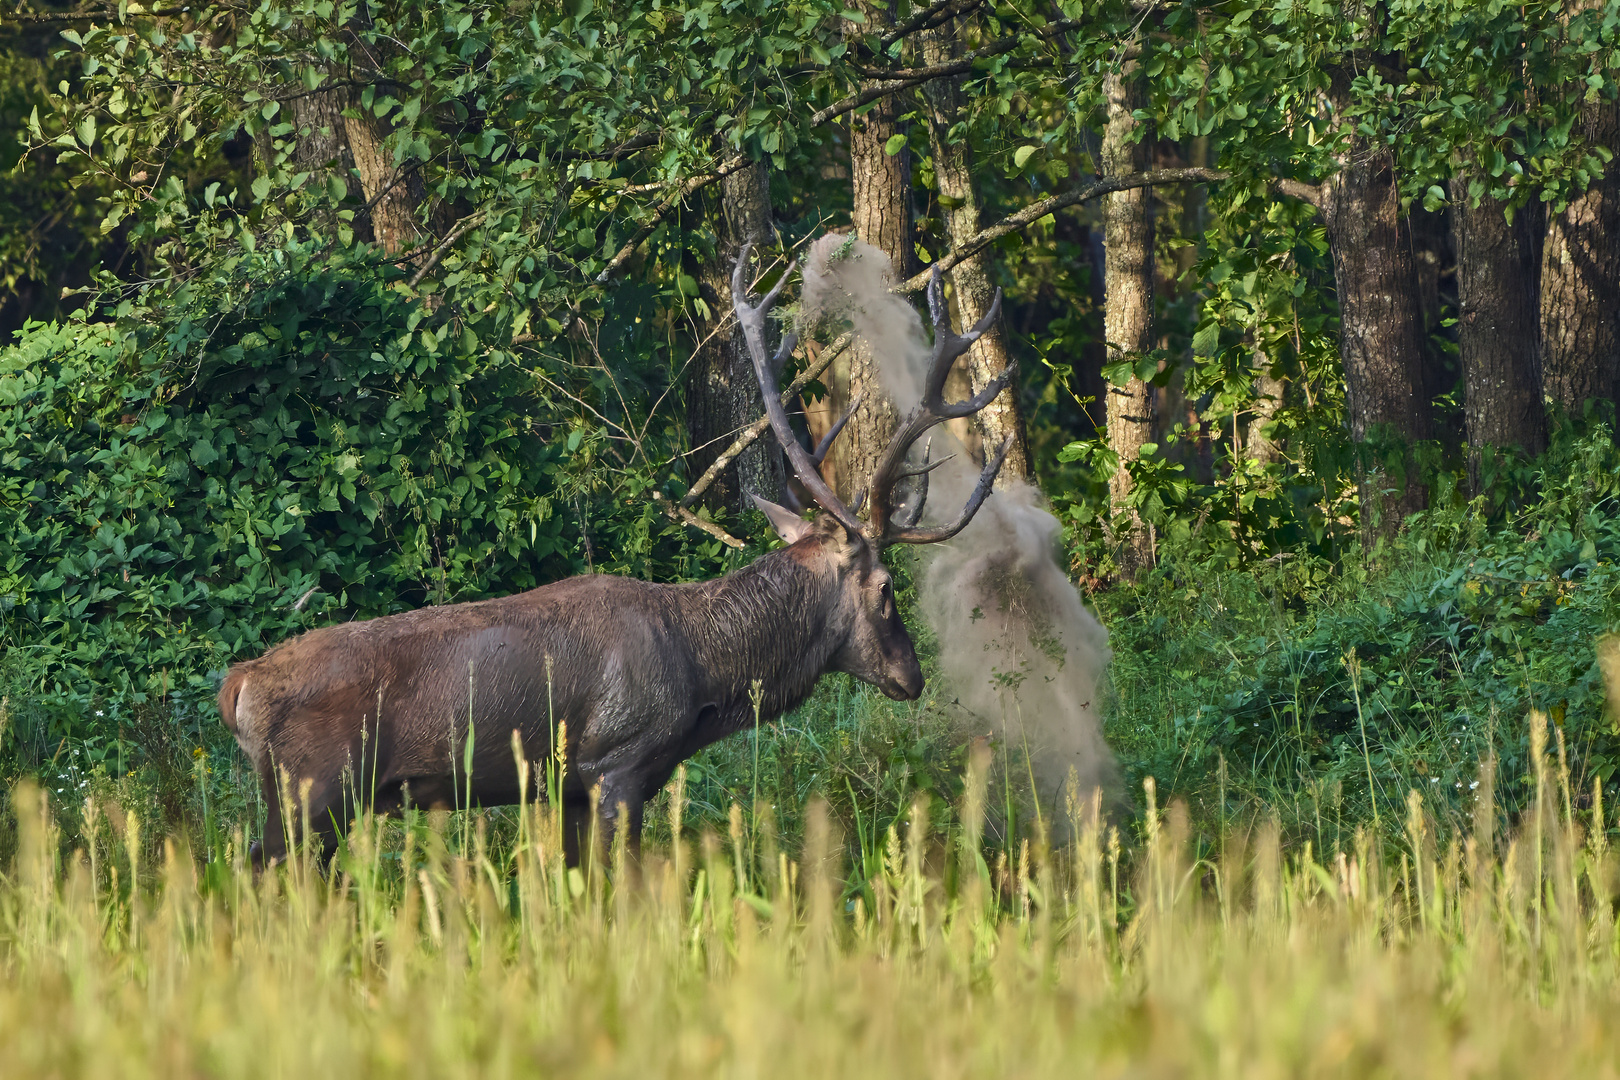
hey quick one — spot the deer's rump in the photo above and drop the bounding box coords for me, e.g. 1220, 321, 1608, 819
217, 575, 705, 812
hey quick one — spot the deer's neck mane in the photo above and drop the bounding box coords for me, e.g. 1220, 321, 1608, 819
676, 545, 845, 729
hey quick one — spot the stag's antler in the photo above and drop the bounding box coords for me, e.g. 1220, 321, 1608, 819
862, 266, 1012, 545
732, 244, 866, 537
735, 244, 1013, 548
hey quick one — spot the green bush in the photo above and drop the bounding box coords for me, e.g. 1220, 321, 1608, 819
1100, 426, 1620, 843
0, 249, 730, 780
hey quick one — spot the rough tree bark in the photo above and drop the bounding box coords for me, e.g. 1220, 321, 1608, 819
1101, 59, 1156, 577
1451, 178, 1546, 490
1540, 98, 1620, 417
288, 86, 353, 178
689, 163, 785, 515
1284, 11, 1436, 544
828, 1, 913, 506
283, 46, 422, 256
1318, 139, 1432, 540
1246, 357, 1285, 467
342, 112, 423, 255
918, 19, 1030, 483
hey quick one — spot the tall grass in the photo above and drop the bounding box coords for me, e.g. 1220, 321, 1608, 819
3, 708, 1620, 1077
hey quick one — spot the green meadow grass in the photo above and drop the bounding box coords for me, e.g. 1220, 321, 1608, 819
3, 709, 1620, 1078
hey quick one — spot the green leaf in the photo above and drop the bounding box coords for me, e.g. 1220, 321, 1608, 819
1191, 321, 1221, 357
75, 115, 96, 148
251, 175, 271, 201
1013, 144, 1040, 169
884, 133, 907, 157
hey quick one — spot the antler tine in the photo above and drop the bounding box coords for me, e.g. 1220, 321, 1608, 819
772, 330, 799, 375
898, 453, 955, 479
732, 246, 866, 537
923, 286, 1004, 403
926, 265, 947, 328
936, 358, 1013, 419
865, 279, 1012, 546
889, 436, 934, 530
731, 241, 797, 325
810, 391, 862, 465
885, 434, 1013, 546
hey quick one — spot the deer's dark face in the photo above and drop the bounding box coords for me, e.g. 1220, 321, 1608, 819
759, 502, 925, 702
830, 542, 924, 701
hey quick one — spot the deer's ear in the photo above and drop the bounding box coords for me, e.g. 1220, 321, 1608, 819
752, 495, 815, 545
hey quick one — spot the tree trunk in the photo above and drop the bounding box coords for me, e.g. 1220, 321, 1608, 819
1319, 139, 1432, 541
1452, 178, 1546, 490
343, 113, 422, 255
919, 20, 1030, 483
288, 86, 353, 177
1246, 357, 1285, 467
285, 73, 421, 255
1101, 60, 1156, 577
1540, 98, 1620, 417
689, 163, 784, 515
830, 3, 912, 506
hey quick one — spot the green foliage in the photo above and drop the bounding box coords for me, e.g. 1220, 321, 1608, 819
0, 242, 742, 750
0, 22, 118, 334
1102, 427, 1620, 844
1049, 182, 1356, 575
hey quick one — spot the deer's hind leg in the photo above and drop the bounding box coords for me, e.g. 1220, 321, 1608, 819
250, 760, 289, 869
250, 761, 349, 869
559, 772, 648, 871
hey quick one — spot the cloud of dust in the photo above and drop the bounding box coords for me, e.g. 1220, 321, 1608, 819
799, 234, 1117, 817
799, 234, 930, 411
918, 451, 1116, 816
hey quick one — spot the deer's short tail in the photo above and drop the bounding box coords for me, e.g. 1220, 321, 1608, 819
217, 669, 249, 736
217, 667, 269, 768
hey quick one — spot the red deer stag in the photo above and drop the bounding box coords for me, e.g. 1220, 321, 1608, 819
217, 244, 1012, 864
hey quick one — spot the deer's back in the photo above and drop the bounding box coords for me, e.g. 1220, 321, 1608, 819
220, 573, 706, 778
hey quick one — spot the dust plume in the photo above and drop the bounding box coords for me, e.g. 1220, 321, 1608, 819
916, 451, 1116, 813
800, 235, 1116, 816
799, 234, 930, 411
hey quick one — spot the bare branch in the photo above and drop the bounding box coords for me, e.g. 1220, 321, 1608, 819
556, 131, 661, 164
653, 491, 745, 549
878, 0, 984, 47
680, 332, 853, 508
895, 167, 1230, 293
8, 5, 189, 21
407, 211, 486, 287
810, 19, 1081, 128
594, 154, 751, 285
1274, 177, 1327, 208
